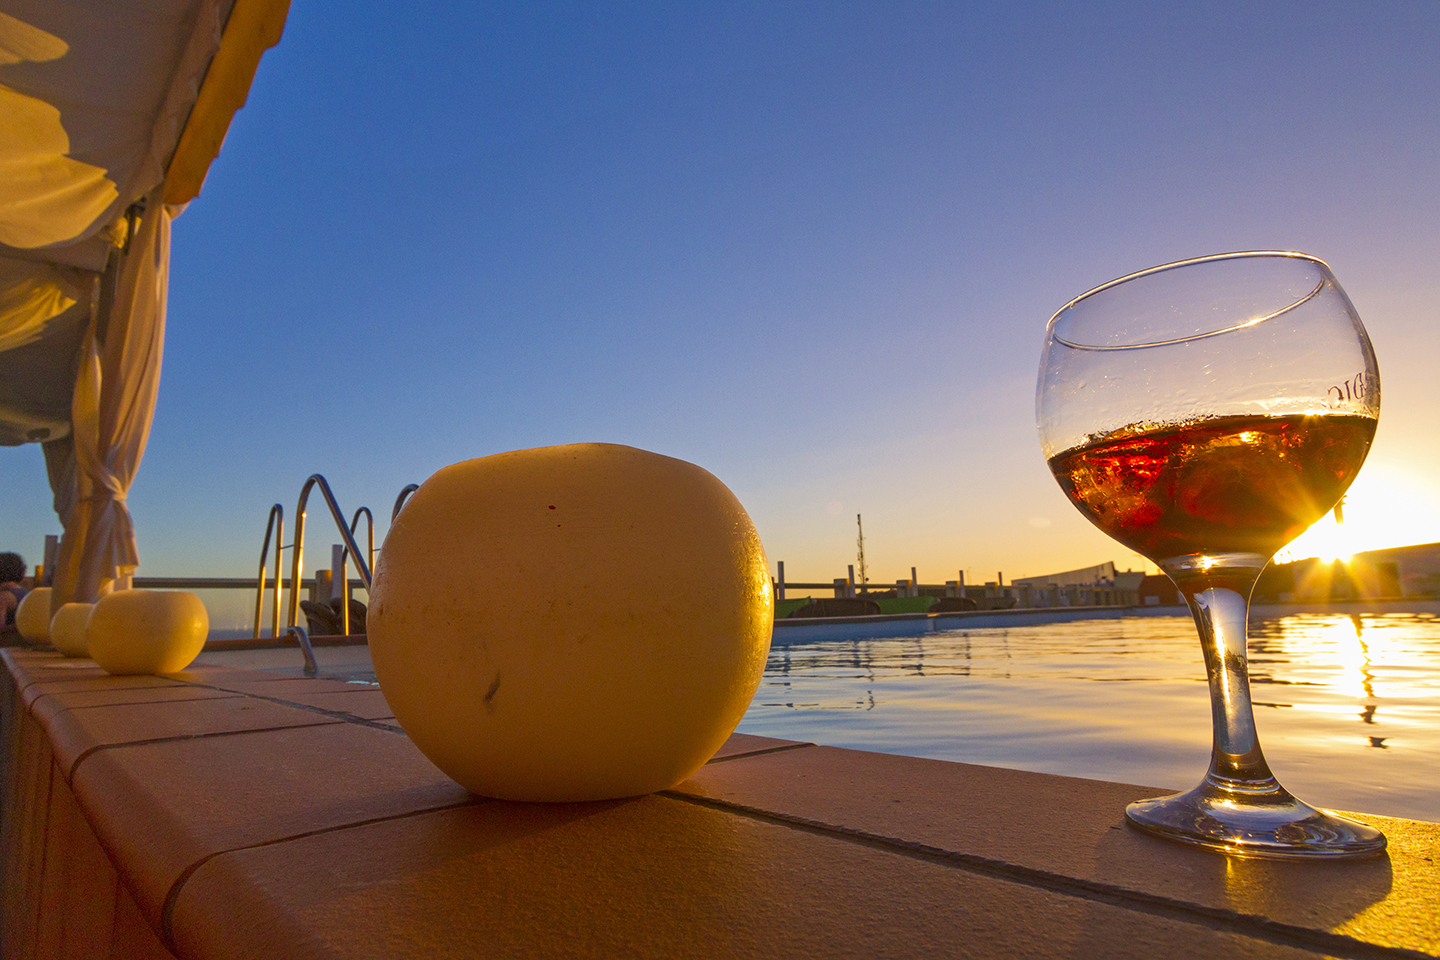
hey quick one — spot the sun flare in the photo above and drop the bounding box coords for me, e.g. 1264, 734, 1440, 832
1274, 467, 1440, 564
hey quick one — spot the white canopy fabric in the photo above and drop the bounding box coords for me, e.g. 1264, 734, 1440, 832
1, 0, 231, 251
49, 190, 173, 607
0, 0, 288, 613
0, 256, 85, 354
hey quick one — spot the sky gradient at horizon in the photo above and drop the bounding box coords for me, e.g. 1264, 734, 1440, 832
4, 0, 1439, 587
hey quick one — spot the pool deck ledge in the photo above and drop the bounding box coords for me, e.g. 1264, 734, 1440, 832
3, 646, 1438, 959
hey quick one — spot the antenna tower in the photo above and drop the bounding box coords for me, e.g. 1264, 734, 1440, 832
856, 513, 868, 594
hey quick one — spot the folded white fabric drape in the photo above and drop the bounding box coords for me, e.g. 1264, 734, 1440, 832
49, 187, 172, 613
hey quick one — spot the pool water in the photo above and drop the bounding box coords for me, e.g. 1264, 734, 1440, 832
736, 613, 1440, 823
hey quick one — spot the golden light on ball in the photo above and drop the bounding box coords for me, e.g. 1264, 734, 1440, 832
14, 587, 52, 643
87, 590, 208, 675
50, 602, 94, 657
368, 443, 774, 802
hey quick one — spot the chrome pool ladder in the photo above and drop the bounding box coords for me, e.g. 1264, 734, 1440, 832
252, 477, 417, 671
253, 504, 285, 639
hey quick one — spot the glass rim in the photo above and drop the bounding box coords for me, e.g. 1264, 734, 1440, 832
1047, 250, 1331, 351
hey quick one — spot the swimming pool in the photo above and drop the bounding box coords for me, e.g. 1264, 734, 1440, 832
737, 612, 1440, 823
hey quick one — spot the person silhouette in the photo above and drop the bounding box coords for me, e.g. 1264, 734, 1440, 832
0, 553, 28, 639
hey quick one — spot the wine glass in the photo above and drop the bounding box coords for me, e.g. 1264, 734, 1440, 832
1037, 251, 1385, 859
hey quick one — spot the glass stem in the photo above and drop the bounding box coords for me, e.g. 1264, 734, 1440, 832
1161, 553, 1279, 792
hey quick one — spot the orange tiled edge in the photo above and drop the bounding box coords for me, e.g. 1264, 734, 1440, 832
72, 722, 475, 933
168, 790, 1344, 960
34, 691, 346, 780
7, 647, 1439, 959
2, 649, 474, 948
668, 743, 1440, 956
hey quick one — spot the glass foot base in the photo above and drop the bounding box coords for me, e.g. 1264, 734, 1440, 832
1126, 777, 1386, 860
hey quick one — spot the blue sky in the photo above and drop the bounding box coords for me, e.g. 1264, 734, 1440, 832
5, 0, 1439, 588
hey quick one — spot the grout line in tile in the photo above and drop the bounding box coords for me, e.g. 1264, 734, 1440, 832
33, 693, 245, 717
164, 680, 406, 735
66, 720, 344, 782
658, 791, 1417, 960
705, 742, 816, 764
21, 679, 183, 704
158, 797, 484, 952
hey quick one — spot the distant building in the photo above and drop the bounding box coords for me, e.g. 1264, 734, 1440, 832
1012, 562, 1119, 589
1257, 542, 1440, 602
1351, 542, 1440, 598
1113, 570, 1147, 592
1010, 561, 1144, 608
1137, 575, 1180, 606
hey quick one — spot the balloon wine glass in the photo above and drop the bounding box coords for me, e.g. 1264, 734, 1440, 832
1037, 251, 1385, 859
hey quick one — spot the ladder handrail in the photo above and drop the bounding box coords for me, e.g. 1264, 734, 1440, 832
342, 507, 375, 577
252, 504, 284, 639
286, 474, 373, 631
392, 483, 419, 522
336, 506, 375, 636
287, 624, 318, 677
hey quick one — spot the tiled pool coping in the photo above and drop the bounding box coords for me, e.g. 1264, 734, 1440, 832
3, 646, 1437, 959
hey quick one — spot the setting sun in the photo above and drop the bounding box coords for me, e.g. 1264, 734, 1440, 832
1274, 466, 1440, 564
1275, 510, 1353, 564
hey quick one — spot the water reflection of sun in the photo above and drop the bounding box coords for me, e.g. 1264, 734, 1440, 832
1329, 616, 1374, 703
1274, 466, 1440, 564
1256, 615, 1370, 700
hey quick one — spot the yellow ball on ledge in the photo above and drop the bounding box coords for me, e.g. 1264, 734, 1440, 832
87, 590, 209, 675
14, 587, 52, 643
50, 602, 94, 657
368, 442, 774, 802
